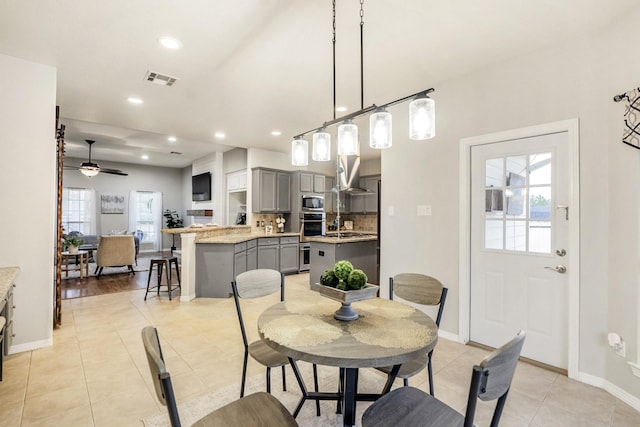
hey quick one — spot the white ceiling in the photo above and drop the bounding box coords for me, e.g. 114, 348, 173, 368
1, 0, 637, 169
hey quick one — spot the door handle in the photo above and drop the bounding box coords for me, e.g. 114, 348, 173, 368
545, 265, 566, 274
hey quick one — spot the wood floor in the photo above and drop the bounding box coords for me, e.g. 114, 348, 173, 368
60, 252, 170, 299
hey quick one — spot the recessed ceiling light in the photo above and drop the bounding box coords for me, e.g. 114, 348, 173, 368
141, 154, 149, 160
336, 106, 348, 112
271, 131, 282, 136
167, 136, 177, 142
158, 36, 182, 50
214, 132, 225, 139
128, 97, 143, 104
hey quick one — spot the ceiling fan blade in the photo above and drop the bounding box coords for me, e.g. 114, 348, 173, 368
100, 168, 128, 176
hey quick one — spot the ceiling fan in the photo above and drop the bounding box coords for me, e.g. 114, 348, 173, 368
67, 140, 128, 177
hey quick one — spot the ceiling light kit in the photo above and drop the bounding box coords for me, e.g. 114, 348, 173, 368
72, 140, 128, 177
158, 36, 183, 50
127, 97, 143, 104
291, 0, 435, 166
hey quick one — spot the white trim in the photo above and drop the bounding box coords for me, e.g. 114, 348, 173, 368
8, 338, 53, 354
575, 371, 640, 412
438, 329, 461, 343
458, 118, 580, 379
628, 361, 640, 378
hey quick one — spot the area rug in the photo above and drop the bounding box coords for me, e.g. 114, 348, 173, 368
61, 256, 151, 279
142, 366, 395, 427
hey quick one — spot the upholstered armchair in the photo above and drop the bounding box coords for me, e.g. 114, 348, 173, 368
94, 235, 136, 277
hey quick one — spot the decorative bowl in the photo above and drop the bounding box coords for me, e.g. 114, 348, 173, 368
318, 283, 379, 321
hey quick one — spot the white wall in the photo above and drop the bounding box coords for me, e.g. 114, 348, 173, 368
381, 5, 640, 400
191, 153, 224, 224
0, 54, 56, 352
63, 158, 183, 250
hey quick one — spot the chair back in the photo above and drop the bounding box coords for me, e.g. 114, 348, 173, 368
390, 273, 448, 326
232, 269, 284, 348
141, 326, 181, 427
464, 331, 526, 427
96, 235, 136, 266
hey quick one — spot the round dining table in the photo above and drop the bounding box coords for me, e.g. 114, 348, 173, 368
258, 296, 438, 427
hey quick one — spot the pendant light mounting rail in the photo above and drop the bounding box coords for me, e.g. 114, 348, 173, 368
293, 88, 434, 139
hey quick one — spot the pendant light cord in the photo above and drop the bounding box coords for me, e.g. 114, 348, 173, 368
360, 0, 364, 110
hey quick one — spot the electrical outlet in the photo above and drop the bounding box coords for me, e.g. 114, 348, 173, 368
388, 205, 395, 216
616, 341, 626, 358
417, 205, 432, 216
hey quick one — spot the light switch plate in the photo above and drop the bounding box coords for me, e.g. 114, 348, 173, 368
388, 206, 395, 216
417, 205, 432, 216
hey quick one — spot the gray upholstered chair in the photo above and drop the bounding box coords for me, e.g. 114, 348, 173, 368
375, 273, 448, 394
94, 235, 135, 277
232, 269, 320, 415
141, 326, 298, 427
362, 331, 526, 427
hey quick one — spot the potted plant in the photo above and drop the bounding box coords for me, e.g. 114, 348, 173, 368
63, 235, 84, 254
163, 210, 183, 228
318, 260, 378, 321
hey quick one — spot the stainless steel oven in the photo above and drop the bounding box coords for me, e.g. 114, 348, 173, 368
300, 212, 326, 237
301, 194, 324, 212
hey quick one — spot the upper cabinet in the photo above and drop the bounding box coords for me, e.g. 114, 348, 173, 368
299, 172, 325, 193
252, 168, 291, 213
226, 170, 247, 192
349, 175, 380, 214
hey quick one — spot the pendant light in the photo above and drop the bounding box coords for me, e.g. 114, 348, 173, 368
369, 107, 392, 149
291, 137, 309, 166
337, 120, 358, 155
409, 93, 435, 140
312, 129, 331, 161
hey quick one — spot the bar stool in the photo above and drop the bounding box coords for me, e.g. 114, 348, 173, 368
145, 257, 181, 301
0, 316, 5, 381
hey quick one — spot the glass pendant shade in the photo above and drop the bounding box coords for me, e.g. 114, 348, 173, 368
369, 108, 392, 149
80, 165, 100, 177
312, 130, 331, 161
291, 138, 309, 166
409, 95, 435, 140
337, 120, 358, 155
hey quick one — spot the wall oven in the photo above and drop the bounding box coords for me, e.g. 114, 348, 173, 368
300, 212, 326, 237
301, 194, 324, 212
299, 242, 310, 272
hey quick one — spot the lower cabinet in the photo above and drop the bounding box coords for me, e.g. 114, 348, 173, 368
196, 236, 299, 298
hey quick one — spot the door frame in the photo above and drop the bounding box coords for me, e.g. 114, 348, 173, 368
458, 118, 580, 379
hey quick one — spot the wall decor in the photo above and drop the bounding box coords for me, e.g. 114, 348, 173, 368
101, 194, 125, 214
614, 87, 640, 150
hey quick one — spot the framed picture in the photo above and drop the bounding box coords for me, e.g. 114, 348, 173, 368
101, 194, 125, 214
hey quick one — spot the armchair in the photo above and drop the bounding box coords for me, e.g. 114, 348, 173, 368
95, 235, 136, 277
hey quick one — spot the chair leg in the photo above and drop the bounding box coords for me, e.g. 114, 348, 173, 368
94, 266, 99, 275
266, 366, 272, 393
156, 262, 163, 297
337, 367, 344, 414
240, 350, 249, 398
281, 365, 286, 391
313, 363, 320, 416
97, 267, 103, 277
428, 351, 434, 396
403, 377, 409, 387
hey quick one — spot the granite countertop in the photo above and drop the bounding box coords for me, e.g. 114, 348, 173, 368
0, 267, 20, 299
307, 232, 378, 244
161, 225, 251, 235
197, 232, 301, 244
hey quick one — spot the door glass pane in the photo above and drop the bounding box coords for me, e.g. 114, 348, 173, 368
485, 158, 503, 187
505, 187, 527, 219
485, 220, 503, 250
505, 220, 526, 251
529, 221, 551, 253
529, 186, 551, 220
529, 152, 551, 185
485, 189, 503, 218
506, 156, 527, 186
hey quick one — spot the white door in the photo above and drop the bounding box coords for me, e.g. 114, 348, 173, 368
470, 132, 569, 369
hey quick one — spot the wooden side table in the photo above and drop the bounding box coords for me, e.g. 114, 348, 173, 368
61, 250, 89, 279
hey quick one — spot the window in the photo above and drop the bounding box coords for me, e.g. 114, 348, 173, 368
62, 188, 96, 234
129, 191, 163, 251
484, 152, 552, 254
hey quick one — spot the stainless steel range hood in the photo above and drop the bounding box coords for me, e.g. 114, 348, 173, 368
337, 155, 372, 194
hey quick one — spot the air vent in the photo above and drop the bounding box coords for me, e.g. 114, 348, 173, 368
144, 71, 178, 86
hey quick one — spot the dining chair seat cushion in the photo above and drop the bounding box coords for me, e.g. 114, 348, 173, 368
248, 340, 289, 367
362, 386, 467, 427
376, 352, 429, 378
192, 391, 298, 427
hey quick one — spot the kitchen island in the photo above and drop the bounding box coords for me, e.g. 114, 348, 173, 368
306, 233, 378, 289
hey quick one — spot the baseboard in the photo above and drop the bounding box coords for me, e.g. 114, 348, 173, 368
180, 293, 196, 302
438, 329, 460, 343
9, 337, 53, 354
578, 371, 640, 412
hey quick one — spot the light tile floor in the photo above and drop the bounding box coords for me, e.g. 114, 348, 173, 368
1, 273, 639, 426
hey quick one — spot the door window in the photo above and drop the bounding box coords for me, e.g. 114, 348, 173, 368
484, 151, 552, 254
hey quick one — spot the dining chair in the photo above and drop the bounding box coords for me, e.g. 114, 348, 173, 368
362, 330, 526, 427
141, 326, 298, 427
375, 273, 448, 395
232, 269, 320, 415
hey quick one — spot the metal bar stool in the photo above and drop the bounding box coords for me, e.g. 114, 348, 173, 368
145, 257, 181, 301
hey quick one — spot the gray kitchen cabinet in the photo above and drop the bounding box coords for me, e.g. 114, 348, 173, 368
233, 242, 247, 278
246, 246, 258, 271
279, 235, 300, 274
252, 168, 291, 213
196, 243, 236, 298
325, 177, 336, 213
257, 237, 280, 270
299, 172, 325, 193
364, 175, 380, 213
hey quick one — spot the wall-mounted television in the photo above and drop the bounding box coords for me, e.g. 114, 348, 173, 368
192, 172, 211, 201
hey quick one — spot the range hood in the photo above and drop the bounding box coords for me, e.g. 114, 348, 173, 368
337, 155, 373, 194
